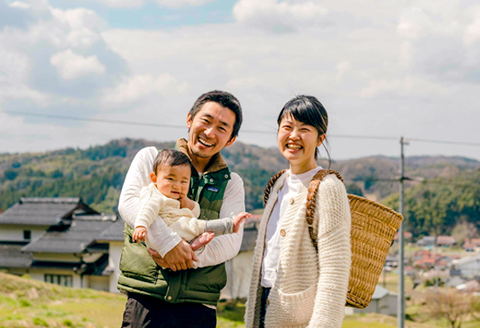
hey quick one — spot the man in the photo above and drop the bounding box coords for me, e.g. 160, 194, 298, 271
117, 90, 245, 328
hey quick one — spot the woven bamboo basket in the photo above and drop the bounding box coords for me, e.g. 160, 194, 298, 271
346, 194, 403, 308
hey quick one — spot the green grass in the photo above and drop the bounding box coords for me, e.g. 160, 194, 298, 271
4, 272, 473, 328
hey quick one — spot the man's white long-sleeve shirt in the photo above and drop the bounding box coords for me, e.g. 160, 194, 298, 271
118, 146, 245, 268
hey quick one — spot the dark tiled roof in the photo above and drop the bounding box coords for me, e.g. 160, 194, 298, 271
240, 225, 258, 252
84, 254, 113, 276
22, 216, 117, 254
0, 244, 33, 268
97, 218, 125, 242
0, 197, 98, 226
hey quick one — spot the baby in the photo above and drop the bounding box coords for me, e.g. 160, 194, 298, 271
133, 149, 250, 251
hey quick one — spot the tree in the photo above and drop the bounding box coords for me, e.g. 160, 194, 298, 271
425, 290, 478, 328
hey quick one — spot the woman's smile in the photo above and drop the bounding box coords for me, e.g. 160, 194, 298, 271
278, 114, 322, 174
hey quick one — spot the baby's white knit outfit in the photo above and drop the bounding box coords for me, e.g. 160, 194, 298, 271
135, 183, 234, 247
244, 170, 351, 328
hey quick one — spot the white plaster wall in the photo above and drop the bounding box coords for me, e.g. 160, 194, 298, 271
24, 268, 79, 287
221, 251, 253, 299
88, 276, 109, 291
0, 225, 48, 242
109, 241, 123, 293
82, 253, 103, 263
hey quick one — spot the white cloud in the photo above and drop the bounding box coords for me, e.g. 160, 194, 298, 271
155, 0, 214, 8
2, 0, 480, 162
50, 49, 106, 80
95, 0, 145, 8
336, 61, 350, 82
464, 7, 480, 45
91, 0, 213, 8
10, 1, 30, 9
50, 7, 104, 48
102, 74, 189, 104
397, 7, 434, 40
359, 77, 451, 99
51, 7, 104, 30
233, 0, 328, 32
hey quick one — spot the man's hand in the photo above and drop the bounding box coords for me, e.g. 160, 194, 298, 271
179, 194, 196, 210
147, 239, 198, 271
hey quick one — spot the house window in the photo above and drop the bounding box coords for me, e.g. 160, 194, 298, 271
23, 230, 31, 240
44, 274, 73, 287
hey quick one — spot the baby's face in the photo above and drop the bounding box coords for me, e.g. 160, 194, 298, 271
153, 164, 191, 200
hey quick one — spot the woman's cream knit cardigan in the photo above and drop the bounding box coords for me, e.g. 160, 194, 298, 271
244, 171, 351, 328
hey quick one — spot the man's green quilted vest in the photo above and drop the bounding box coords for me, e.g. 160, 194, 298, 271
117, 158, 231, 305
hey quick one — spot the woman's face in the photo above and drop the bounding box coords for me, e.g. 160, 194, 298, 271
277, 114, 323, 172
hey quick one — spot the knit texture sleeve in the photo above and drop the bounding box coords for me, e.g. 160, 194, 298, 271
191, 201, 200, 218
308, 175, 351, 328
135, 183, 165, 229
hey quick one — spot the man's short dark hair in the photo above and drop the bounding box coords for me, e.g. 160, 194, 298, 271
189, 90, 243, 139
153, 149, 192, 175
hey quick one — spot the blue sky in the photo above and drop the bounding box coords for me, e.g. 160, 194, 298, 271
49, 0, 237, 29
1, 0, 480, 160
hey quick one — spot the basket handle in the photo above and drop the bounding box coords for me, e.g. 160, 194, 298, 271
306, 170, 344, 250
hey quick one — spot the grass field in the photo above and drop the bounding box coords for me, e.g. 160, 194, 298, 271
1, 272, 478, 328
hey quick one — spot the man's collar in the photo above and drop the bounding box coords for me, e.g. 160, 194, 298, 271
176, 138, 228, 174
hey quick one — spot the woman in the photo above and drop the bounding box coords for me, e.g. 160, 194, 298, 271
244, 95, 351, 328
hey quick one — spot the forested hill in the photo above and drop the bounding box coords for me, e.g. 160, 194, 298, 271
0, 138, 479, 239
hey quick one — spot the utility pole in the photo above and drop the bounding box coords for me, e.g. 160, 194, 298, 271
398, 137, 408, 328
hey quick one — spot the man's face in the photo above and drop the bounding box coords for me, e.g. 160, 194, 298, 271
186, 101, 236, 161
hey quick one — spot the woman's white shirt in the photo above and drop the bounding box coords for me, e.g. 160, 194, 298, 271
261, 166, 322, 288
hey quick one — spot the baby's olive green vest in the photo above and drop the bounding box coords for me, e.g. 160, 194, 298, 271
117, 153, 231, 306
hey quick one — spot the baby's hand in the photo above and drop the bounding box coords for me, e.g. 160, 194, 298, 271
233, 212, 251, 233
179, 194, 195, 210
133, 226, 147, 243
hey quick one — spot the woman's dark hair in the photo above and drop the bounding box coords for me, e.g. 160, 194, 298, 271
153, 149, 192, 175
189, 90, 243, 140
277, 95, 331, 167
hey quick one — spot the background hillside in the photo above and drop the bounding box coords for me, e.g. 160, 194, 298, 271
1, 138, 479, 239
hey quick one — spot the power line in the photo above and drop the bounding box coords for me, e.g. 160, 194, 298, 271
4, 110, 480, 147
4, 110, 186, 129
408, 138, 480, 147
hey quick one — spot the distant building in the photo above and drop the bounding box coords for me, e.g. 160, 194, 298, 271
452, 254, 480, 279
0, 197, 122, 293
221, 222, 258, 299
463, 238, 480, 252
394, 231, 412, 241
416, 235, 456, 248
436, 236, 456, 248
471, 238, 480, 247
345, 285, 397, 317
417, 236, 436, 247
0, 197, 259, 298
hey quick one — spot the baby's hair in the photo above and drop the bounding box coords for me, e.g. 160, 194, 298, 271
153, 149, 192, 175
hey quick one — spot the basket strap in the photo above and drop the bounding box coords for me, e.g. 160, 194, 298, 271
263, 170, 287, 206
306, 169, 344, 251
